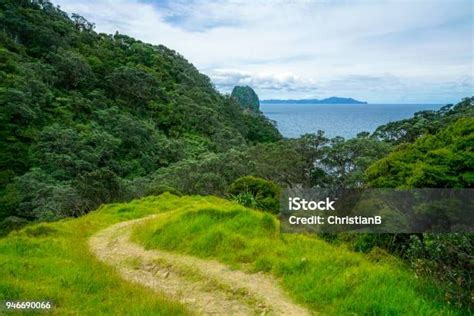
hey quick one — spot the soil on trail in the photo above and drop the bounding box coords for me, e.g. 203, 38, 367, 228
89, 214, 312, 315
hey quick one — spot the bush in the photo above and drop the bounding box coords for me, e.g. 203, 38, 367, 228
144, 185, 182, 197
227, 176, 281, 214
0, 216, 28, 237
329, 232, 474, 308
406, 233, 474, 308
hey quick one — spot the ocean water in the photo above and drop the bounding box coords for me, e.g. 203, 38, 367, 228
260, 103, 442, 139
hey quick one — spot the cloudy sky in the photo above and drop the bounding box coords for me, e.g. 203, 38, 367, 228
55, 0, 472, 103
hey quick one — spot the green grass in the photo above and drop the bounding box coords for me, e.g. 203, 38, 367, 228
0, 193, 467, 315
132, 195, 466, 315
0, 193, 193, 315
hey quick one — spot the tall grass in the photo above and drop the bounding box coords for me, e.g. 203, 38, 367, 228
0, 193, 190, 315
0, 193, 466, 315
133, 197, 466, 315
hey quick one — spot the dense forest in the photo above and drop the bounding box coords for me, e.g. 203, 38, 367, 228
0, 0, 473, 310
0, 0, 281, 223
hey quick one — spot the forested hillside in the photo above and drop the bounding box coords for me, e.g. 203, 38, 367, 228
2, 1, 471, 226
0, 0, 281, 222
368, 117, 473, 188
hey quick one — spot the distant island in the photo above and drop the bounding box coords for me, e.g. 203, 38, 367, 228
261, 97, 367, 104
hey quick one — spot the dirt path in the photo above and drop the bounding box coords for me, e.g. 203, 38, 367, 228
89, 214, 312, 315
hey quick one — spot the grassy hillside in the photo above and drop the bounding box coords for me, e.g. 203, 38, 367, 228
131, 195, 462, 315
1, 193, 465, 314
0, 194, 192, 315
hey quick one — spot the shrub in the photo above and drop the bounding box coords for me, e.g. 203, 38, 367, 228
406, 233, 474, 308
144, 184, 182, 197
0, 216, 28, 237
227, 176, 281, 214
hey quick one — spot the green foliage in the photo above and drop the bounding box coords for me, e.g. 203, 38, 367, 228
364, 116, 474, 308
106, 66, 160, 104
231, 191, 260, 209
228, 176, 281, 213
0, 216, 28, 237
231, 86, 260, 112
144, 185, 182, 197
406, 234, 473, 307
132, 195, 462, 315
148, 131, 393, 198
149, 141, 312, 196
49, 48, 95, 90
366, 117, 473, 188
243, 113, 282, 143
311, 131, 392, 188
0, 1, 472, 309
0, 193, 189, 314
373, 97, 473, 144
0, 0, 280, 221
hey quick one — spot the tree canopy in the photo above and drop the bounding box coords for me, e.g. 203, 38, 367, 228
367, 117, 474, 188
0, 0, 281, 221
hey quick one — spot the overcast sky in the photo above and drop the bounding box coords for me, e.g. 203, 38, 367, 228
54, 0, 473, 103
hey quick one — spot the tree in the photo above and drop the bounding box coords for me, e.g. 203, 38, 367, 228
0, 0, 282, 221
228, 176, 281, 214
50, 49, 95, 90
366, 118, 473, 188
71, 13, 95, 32
106, 66, 160, 104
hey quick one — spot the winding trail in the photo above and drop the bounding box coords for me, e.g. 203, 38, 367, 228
89, 214, 312, 315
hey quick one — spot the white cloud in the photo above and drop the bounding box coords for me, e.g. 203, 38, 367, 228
54, 0, 473, 103
209, 69, 317, 92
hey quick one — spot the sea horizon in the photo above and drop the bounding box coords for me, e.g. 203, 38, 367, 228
261, 102, 443, 139
261, 102, 445, 105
